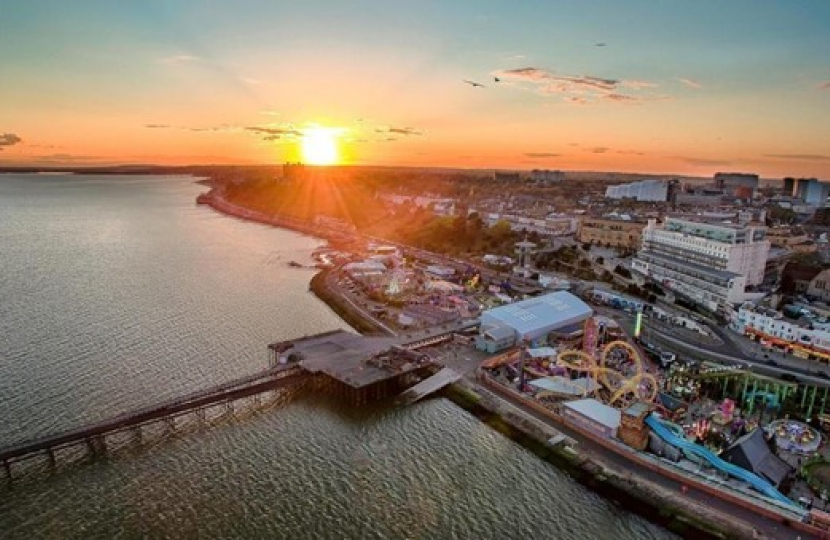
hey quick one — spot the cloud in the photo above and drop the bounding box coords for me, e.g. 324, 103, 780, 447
245, 126, 302, 141
765, 153, 830, 161
819, 81, 830, 90
158, 54, 201, 64
589, 147, 609, 154
0, 133, 22, 150
673, 156, 732, 166
524, 152, 560, 158
677, 78, 702, 89
494, 66, 659, 103
373, 126, 423, 137
602, 93, 638, 102
33, 153, 100, 163
239, 76, 262, 85
621, 80, 657, 89
144, 124, 171, 129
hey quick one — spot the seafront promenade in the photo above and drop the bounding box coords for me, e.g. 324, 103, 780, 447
198, 189, 829, 539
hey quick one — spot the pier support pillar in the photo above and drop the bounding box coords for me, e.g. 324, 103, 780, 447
86, 435, 107, 457
3, 459, 12, 481
225, 400, 234, 417
195, 408, 206, 424
46, 448, 56, 470
165, 416, 176, 433
132, 426, 142, 445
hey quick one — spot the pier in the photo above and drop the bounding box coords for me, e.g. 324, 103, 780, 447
0, 364, 310, 481
1, 328, 467, 484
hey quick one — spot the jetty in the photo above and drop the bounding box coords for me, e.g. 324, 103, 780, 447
1, 328, 465, 482
397, 367, 462, 405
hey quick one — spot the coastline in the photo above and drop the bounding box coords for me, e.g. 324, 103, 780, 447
196, 188, 822, 540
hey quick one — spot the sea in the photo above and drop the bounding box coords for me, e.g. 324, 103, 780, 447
0, 173, 674, 539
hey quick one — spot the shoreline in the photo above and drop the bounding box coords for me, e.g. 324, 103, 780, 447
197, 189, 822, 539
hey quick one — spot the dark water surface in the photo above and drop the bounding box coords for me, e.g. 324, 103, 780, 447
0, 174, 674, 539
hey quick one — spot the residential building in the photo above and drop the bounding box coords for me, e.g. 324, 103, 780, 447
577, 216, 646, 249
766, 227, 816, 254
482, 213, 577, 237
731, 303, 830, 362
632, 216, 770, 313
531, 169, 564, 184
808, 268, 830, 303
605, 179, 669, 202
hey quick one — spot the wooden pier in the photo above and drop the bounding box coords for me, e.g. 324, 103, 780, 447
2, 327, 471, 484
396, 367, 462, 405
0, 364, 309, 482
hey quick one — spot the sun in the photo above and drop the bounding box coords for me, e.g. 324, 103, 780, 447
301, 127, 340, 165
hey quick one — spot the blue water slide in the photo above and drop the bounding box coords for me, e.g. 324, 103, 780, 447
644, 414, 797, 508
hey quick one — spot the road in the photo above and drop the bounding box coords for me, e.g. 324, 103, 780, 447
613, 311, 830, 389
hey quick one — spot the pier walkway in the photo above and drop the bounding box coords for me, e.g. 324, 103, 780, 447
397, 367, 461, 405
0, 364, 308, 476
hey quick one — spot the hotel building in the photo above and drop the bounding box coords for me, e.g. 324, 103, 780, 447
632, 217, 770, 313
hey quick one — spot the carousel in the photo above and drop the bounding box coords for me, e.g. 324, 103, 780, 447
768, 419, 822, 455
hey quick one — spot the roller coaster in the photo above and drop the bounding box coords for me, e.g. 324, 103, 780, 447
536, 340, 659, 407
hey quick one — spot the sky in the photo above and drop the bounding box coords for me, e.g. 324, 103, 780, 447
1, 1, 830, 177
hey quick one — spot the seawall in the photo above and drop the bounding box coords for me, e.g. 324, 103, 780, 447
443, 379, 752, 540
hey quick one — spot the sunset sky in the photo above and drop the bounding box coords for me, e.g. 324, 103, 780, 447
2, 1, 830, 177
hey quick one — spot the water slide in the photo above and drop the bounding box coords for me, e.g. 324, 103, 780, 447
644, 414, 797, 508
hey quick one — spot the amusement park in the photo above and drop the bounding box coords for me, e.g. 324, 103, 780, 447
476, 291, 830, 532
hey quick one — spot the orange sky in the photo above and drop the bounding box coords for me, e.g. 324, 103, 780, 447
2, 2, 830, 178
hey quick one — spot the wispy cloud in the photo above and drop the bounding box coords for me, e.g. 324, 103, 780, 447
589, 147, 609, 154
765, 153, 830, 161
34, 153, 101, 163
0, 133, 22, 150
144, 123, 236, 133
494, 67, 661, 104
375, 126, 422, 137
158, 54, 201, 64
245, 126, 303, 140
524, 152, 560, 158
819, 81, 830, 90
677, 78, 702, 89
621, 80, 657, 90
673, 156, 732, 166
239, 76, 262, 85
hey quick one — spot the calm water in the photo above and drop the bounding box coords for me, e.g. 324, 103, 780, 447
0, 174, 674, 539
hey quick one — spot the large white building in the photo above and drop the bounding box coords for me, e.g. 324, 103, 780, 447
605, 180, 668, 202
632, 217, 770, 313
475, 291, 593, 352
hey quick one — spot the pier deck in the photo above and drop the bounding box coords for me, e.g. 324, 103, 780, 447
397, 367, 462, 405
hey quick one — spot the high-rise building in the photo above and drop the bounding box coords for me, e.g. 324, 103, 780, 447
792, 178, 830, 207
713, 172, 759, 199
632, 216, 770, 313
605, 179, 668, 202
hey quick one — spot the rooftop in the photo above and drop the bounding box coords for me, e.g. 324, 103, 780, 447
481, 291, 592, 336
563, 398, 621, 430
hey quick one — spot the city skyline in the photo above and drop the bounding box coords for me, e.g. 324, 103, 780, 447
1, 1, 830, 177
